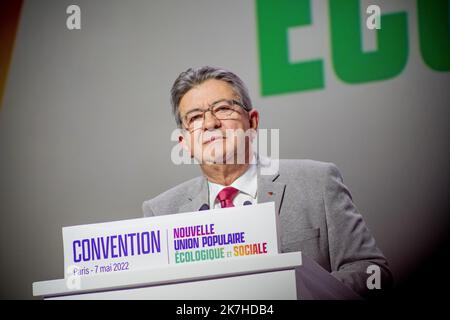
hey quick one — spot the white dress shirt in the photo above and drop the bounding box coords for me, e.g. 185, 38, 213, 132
207, 162, 258, 209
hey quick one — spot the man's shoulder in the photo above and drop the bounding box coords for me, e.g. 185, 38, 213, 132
277, 158, 339, 178
142, 176, 204, 216
279, 158, 334, 170
274, 159, 344, 192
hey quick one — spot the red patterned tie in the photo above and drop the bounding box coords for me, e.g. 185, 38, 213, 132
217, 187, 239, 208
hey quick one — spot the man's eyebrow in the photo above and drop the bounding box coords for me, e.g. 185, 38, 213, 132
183, 99, 229, 116
183, 108, 204, 117
210, 98, 228, 105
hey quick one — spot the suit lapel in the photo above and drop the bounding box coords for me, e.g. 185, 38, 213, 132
258, 171, 286, 215
178, 156, 286, 214
257, 156, 286, 215
179, 176, 209, 213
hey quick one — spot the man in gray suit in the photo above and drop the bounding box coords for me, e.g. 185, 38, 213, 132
143, 66, 392, 298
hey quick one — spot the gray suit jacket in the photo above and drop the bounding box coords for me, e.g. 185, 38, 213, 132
142, 158, 393, 298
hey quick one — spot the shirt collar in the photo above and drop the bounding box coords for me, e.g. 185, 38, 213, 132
207, 160, 258, 206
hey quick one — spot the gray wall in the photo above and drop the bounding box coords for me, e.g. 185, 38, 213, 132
0, 0, 448, 299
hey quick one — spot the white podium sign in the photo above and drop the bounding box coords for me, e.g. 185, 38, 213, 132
63, 202, 280, 280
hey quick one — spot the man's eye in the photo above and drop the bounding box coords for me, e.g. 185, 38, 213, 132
215, 105, 233, 112
188, 114, 203, 122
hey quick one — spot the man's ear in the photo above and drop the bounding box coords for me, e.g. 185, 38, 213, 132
178, 133, 193, 156
178, 134, 187, 149
248, 109, 259, 130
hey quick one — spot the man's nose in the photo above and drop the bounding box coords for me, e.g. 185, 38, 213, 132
203, 110, 221, 130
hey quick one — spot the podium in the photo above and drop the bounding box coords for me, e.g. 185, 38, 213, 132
33, 252, 361, 300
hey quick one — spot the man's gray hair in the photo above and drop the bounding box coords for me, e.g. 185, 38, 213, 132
170, 66, 253, 127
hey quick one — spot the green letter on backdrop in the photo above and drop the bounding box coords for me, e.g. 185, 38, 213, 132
417, 0, 450, 71
329, 0, 408, 84
256, 0, 448, 96
256, 0, 324, 96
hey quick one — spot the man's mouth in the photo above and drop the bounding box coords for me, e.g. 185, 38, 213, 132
203, 136, 224, 144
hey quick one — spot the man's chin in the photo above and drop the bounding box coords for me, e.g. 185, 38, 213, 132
199, 157, 227, 165
198, 153, 247, 165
